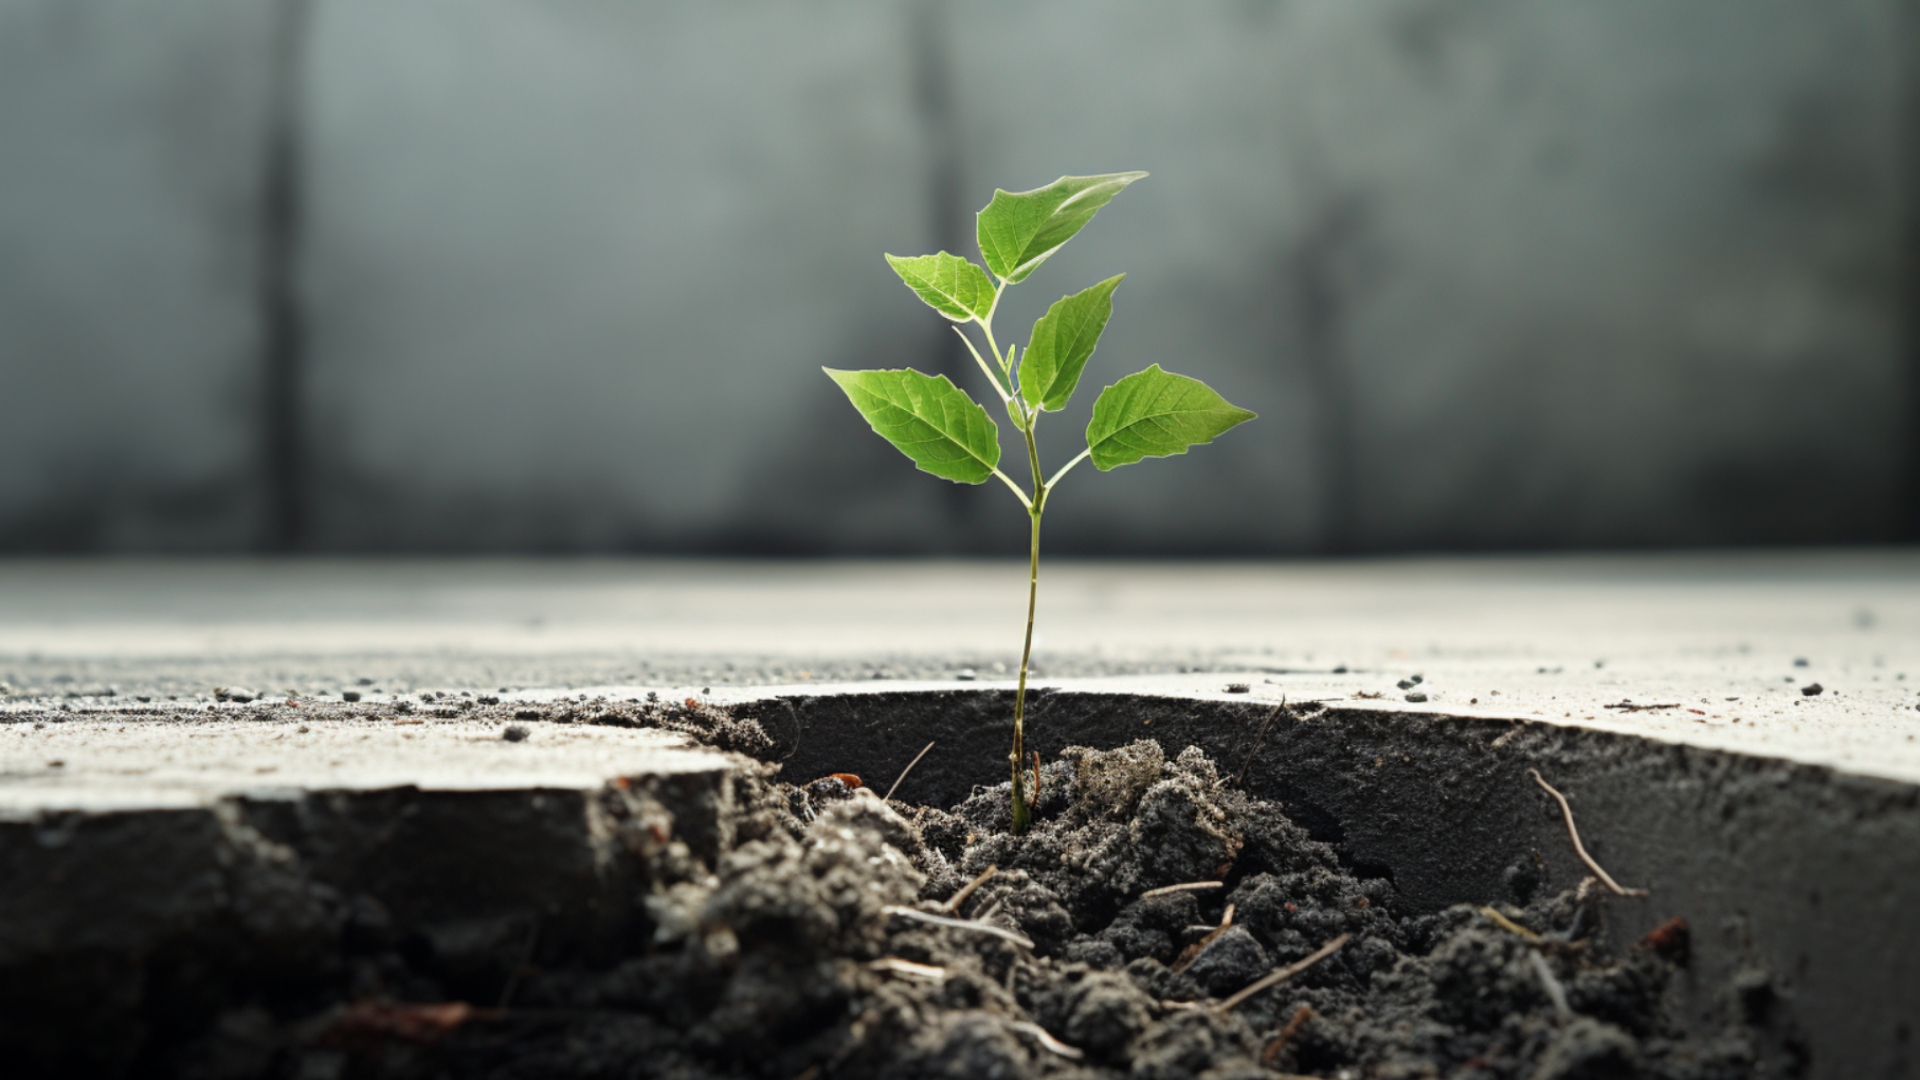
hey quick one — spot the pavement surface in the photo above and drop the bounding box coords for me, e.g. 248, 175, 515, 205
2, 551, 1919, 794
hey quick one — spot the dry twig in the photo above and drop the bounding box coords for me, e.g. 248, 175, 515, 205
881, 905, 1033, 949
1141, 881, 1225, 899
1218, 932, 1352, 1011
884, 741, 936, 801
941, 864, 998, 914
1528, 770, 1648, 897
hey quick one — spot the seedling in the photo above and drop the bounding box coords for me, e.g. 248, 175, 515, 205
826, 172, 1255, 833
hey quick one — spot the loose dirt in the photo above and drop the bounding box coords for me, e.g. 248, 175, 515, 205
199, 698, 1779, 1080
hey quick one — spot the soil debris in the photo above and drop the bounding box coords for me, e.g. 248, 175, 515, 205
64, 698, 1775, 1080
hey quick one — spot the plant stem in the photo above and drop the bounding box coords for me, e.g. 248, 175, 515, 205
1009, 416, 1047, 834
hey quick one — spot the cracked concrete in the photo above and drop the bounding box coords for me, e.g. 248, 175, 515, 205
1, 553, 1917, 1078
3, 552, 1916, 785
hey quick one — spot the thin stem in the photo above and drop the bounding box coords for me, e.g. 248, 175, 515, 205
1009, 414, 1047, 835
952, 326, 1011, 402
981, 316, 1010, 379
990, 466, 1032, 510
1009, 503, 1041, 834
1043, 448, 1092, 498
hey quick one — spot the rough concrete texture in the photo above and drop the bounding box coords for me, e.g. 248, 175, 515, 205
1, 554, 1918, 1077
0, 710, 744, 1075
0, 715, 731, 815
3, 553, 1916, 781
747, 687, 1920, 1080
1, 1, 1912, 552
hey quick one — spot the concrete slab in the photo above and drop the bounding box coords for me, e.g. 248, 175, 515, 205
2, 551, 1915, 782
0, 714, 730, 816
1, 553, 1917, 1078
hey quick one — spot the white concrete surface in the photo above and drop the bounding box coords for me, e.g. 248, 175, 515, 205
0, 714, 729, 816
1, 552, 1916, 790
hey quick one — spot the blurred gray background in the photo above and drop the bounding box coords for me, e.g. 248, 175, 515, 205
1, 0, 1914, 556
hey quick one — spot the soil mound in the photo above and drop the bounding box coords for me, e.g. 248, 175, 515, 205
262, 733, 1767, 1080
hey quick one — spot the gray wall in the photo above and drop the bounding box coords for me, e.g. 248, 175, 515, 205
1, 0, 1913, 554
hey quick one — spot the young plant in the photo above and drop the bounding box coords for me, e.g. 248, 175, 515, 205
825, 172, 1255, 833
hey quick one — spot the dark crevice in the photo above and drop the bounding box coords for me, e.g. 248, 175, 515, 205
258, 0, 311, 553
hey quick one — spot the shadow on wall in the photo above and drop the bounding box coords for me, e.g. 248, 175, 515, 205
0, 0, 1912, 554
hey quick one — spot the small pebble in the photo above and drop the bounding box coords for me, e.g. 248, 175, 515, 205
214, 687, 256, 703
46, 759, 65, 768
1396, 679, 1415, 690
514, 709, 543, 721
1224, 683, 1250, 694
1793, 658, 1809, 667
342, 691, 361, 702
477, 695, 500, 705
1405, 692, 1429, 703
502, 724, 530, 742
956, 669, 977, 681
356, 677, 374, 686
1801, 683, 1823, 697
296, 725, 309, 733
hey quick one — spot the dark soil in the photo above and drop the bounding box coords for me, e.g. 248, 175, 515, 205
201, 701, 1772, 1080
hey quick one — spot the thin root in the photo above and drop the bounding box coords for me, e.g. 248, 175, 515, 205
941, 864, 998, 914
1478, 906, 1543, 942
1171, 903, 1238, 973
1218, 932, 1352, 1011
1529, 769, 1649, 897
870, 957, 947, 981
1141, 881, 1225, 899
1261, 1004, 1316, 1066
883, 741, 936, 802
1233, 702, 1286, 787
1526, 950, 1574, 1021
881, 905, 1034, 949
1008, 1021, 1085, 1061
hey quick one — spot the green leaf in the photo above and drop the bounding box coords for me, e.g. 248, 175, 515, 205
1020, 275, 1123, 412
1085, 365, 1256, 471
884, 252, 996, 322
824, 368, 1001, 484
976, 172, 1147, 284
